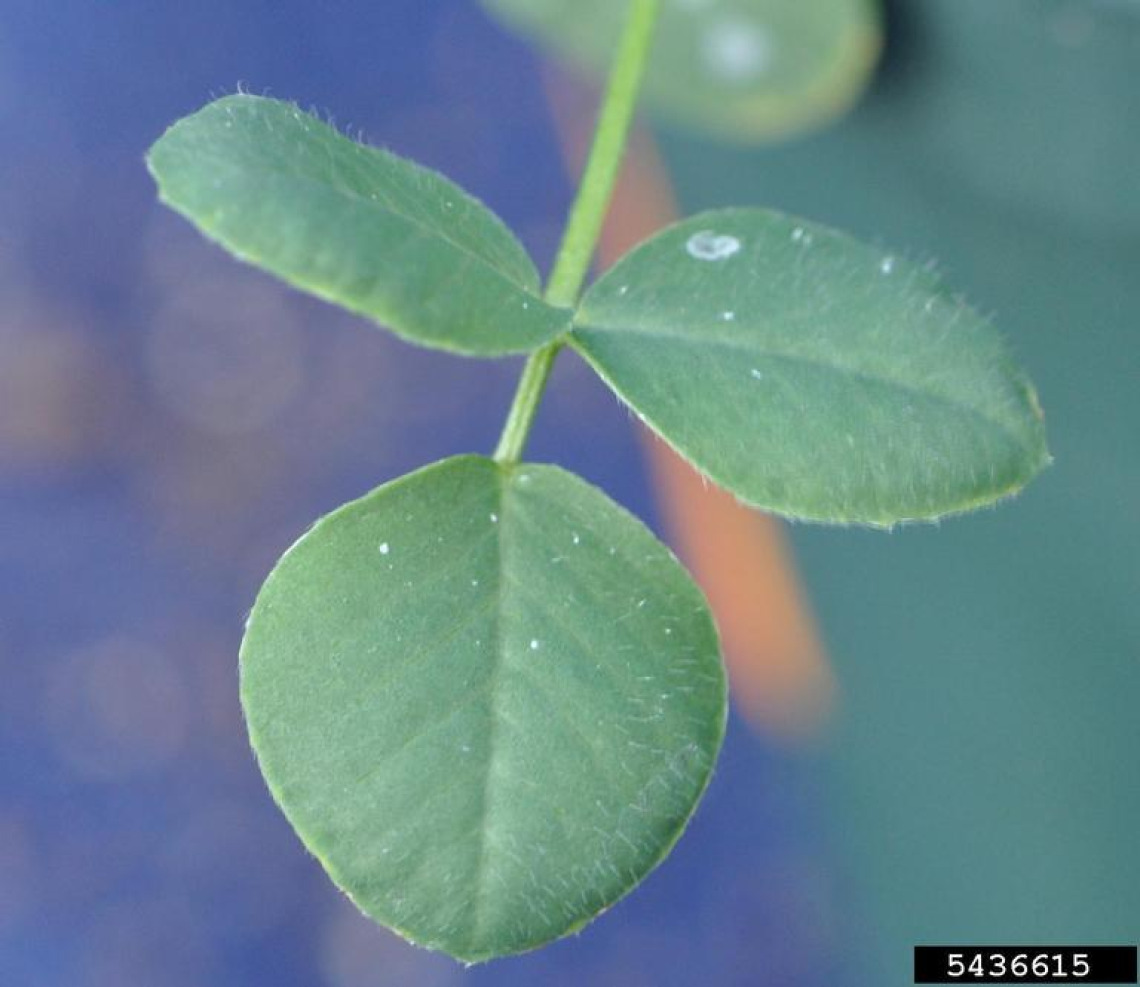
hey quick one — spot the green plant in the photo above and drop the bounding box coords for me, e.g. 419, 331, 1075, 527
146, 0, 1048, 964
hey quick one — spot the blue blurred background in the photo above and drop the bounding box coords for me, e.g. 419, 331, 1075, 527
1, 1, 1137, 985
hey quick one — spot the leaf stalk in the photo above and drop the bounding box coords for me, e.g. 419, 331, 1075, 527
494, 0, 661, 465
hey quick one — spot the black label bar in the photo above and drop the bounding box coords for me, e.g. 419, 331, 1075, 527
914, 946, 1137, 983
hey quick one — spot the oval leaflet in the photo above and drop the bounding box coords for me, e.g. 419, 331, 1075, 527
239, 455, 727, 961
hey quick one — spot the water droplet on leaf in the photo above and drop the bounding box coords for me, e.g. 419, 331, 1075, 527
686, 230, 742, 262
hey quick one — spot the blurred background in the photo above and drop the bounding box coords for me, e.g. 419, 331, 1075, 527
0, 1, 1137, 985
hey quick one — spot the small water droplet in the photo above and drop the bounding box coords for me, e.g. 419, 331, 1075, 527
618, 284, 630, 296
880, 256, 896, 275
379, 542, 390, 555
530, 639, 540, 651
721, 311, 736, 321
471, 579, 479, 587
572, 533, 581, 545
750, 368, 764, 380
490, 513, 498, 524
686, 230, 742, 262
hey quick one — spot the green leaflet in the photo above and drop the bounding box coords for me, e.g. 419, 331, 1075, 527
481, 0, 882, 142
239, 455, 726, 962
572, 209, 1050, 526
147, 95, 570, 356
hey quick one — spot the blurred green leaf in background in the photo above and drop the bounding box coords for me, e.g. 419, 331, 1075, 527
482, 0, 882, 141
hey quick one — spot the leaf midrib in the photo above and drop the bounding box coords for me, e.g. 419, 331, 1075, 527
197, 108, 543, 298
571, 319, 1033, 449
466, 466, 511, 953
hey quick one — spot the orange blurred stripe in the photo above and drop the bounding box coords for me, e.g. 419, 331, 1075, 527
544, 71, 835, 741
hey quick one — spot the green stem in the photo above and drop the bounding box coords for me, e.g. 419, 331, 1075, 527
544, 0, 663, 310
493, 340, 562, 465
494, 0, 662, 466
